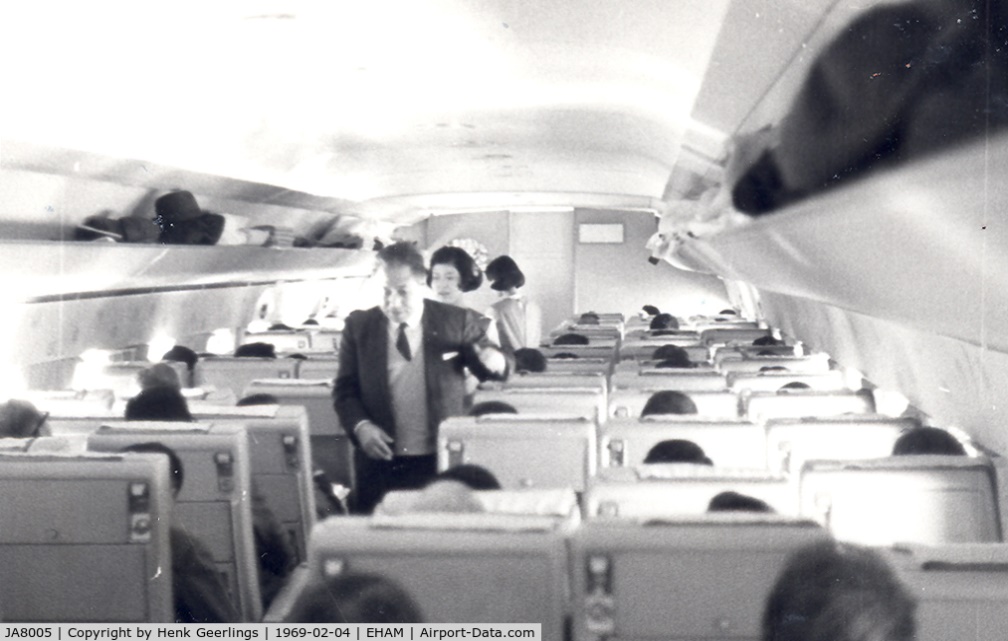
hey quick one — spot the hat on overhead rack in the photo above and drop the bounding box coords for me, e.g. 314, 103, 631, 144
153, 190, 225, 245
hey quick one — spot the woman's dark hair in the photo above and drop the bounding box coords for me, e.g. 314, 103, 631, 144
485, 255, 525, 291
514, 348, 547, 373
650, 313, 679, 330
892, 427, 967, 456
235, 342, 277, 358
285, 573, 423, 624
434, 464, 501, 490
641, 391, 698, 416
125, 387, 194, 422
644, 439, 713, 465
427, 246, 483, 293
651, 345, 694, 367
708, 491, 773, 513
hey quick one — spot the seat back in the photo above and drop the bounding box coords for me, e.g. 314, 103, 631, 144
570, 518, 829, 640
494, 372, 608, 394
729, 370, 848, 393
543, 357, 613, 376
550, 325, 622, 340
618, 342, 711, 361
540, 345, 618, 360
0, 451, 173, 622
585, 468, 796, 518
765, 415, 919, 474
86, 422, 262, 620
295, 356, 341, 380
744, 390, 875, 422
241, 330, 314, 353
194, 357, 298, 398
309, 515, 568, 639
609, 390, 741, 418
599, 417, 766, 469
713, 345, 801, 364
611, 369, 728, 392
718, 354, 830, 374
800, 456, 1002, 545
700, 328, 772, 346
438, 415, 596, 491
473, 387, 605, 421
82, 361, 191, 396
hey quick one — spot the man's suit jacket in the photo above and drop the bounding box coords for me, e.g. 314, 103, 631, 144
333, 299, 510, 447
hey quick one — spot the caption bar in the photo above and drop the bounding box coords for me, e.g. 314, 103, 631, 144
1, 625, 541, 641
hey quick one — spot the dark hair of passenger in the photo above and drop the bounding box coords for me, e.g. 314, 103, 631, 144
756, 349, 778, 356
644, 439, 713, 465
553, 352, 579, 359
237, 393, 280, 407
760, 365, 789, 372
753, 335, 786, 347
469, 401, 518, 417
427, 246, 484, 292
762, 541, 916, 641
642, 305, 661, 316
286, 353, 308, 360
284, 573, 423, 624
268, 322, 294, 331
719, 309, 738, 316
121, 441, 185, 495
139, 363, 182, 391
578, 312, 601, 325
434, 464, 502, 490
708, 491, 774, 513
651, 344, 695, 368
514, 348, 547, 373
125, 387, 194, 422
777, 381, 812, 393
554, 333, 590, 346
235, 342, 277, 358
892, 427, 967, 456
162, 345, 199, 371
377, 241, 427, 278
640, 390, 698, 416
484, 255, 526, 291
649, 313, 679, 330
0, 400, 49, 438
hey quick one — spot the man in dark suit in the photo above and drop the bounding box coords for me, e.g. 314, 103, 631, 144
334, 242, 510, 513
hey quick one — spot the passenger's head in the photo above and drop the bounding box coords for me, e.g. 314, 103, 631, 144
410, 479, 484, 513
719, 309, 738, 316
777, 381, 811, 393
162, 345, 199, 371
236, 393, 279, 407
285, 572, 423, 624
760, 366, 789, 373
554, 333, 589, 346
0, 400, 50, 438
762, 541, 916, 641
642, 305, 661, 317
485, 255, 525, 292
378, 242, 428, 325
644, 439, 713, 465
553, 352, 579, 359
650, 313, 679, 330
235, 342, 277, 358
578, 312, 601, 325
121, 441, 185, 496
753, 335, 786, 347
469, 401, 518, 417
125, 387, 193, 422
433, 464, 501, 490
708, 491, 773, 513
640, 391, 698, 417
138, 363, 181, 391
892, 427, 966, 456
427, 246, 483, 305
514, 348, 547, 373
651, 345, 695, 368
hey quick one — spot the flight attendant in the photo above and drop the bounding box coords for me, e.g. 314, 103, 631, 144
484, 255, 543, 352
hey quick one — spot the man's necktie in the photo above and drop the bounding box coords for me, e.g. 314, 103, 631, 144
396, 323, 412, 361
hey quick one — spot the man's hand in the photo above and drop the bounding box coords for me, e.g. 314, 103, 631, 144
355, 421, 394, 460
475, 344, 507, 376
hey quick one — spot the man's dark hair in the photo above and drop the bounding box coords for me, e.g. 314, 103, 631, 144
554, 333, 589, 346
469, 401, 518, 417
708, 491, 774, 513
641, 390, 698, 417
235, 342, 277, 359
121, 441, 185, 495
434, 464, 501, 490
762, 541, 916, 641
378, 242, 427, 279
514, 348, 547, 373
651, 344, 694, 368
650, 313, 679, 330
644, 439, 713, 465
892, 427, 966, 456
125, 387, 194, 422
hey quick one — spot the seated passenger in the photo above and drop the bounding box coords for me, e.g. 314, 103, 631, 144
469, 401, 518, 417
514, 348, 547, 373
777, 382, 811, 393
120, 442, 240, 623
644, 439, 713, 466
236, 393, 279, 406
434, 464, 502, 490
284, 573, 423, 624
125, 387, 194, 421
578, 312, 601, 325
651, 345, 695, 368
753, 335, 786, 347
708, 491, 773, 513
892, 426, 967, 456
138, 363, 182, 391
650, 313, 679, 331
234, 342, 277, 358
762, 541, 916, 641
640, 391, 698, 417
554, 333, 590, 346
162, 345, 199, 374
0, 399, 50, 438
